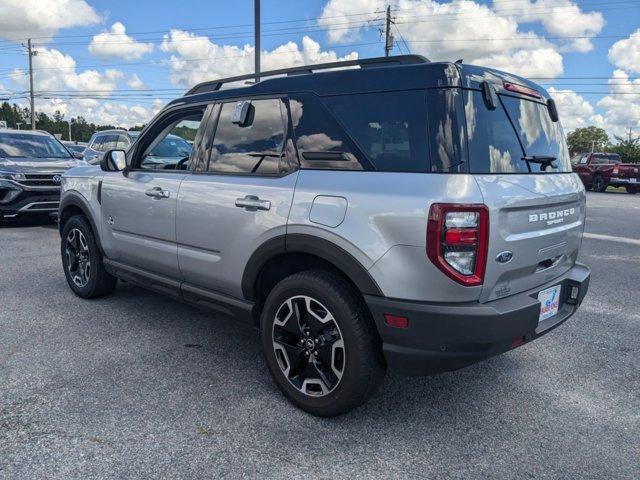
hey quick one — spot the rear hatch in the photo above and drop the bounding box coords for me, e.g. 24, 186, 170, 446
462, 85, 585, 302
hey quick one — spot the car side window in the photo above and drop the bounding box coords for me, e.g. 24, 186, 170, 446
289, 93, 367, 171
136, 109, 204, 171
116, 134, 130, 150
102, 135, 118, 151
580, 155, 588, 164
91, 136, 104, 152
208, 99, 287, 175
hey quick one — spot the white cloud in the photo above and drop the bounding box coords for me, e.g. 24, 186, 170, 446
127, 74, 145, 89
318, 0, 385, 43
608, 29, 640, 75
475, 47, 563, 78
596, 70, 640, 137
10, 47, 123, 94
316, 0, 608, 78
0, 0, 99, 41
89, 22, 154, 60
160, 32, 358, 87
548, 87, 603, 133
493, 0, 604, 52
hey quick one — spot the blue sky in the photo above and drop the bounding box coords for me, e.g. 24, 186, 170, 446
0, 0, 638, 138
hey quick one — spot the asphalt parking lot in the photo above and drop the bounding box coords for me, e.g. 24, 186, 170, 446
1, 192, 638, 479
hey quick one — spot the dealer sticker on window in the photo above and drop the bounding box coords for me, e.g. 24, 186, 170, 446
538, 284, 561, 322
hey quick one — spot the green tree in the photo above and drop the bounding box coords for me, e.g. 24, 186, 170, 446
607, 134, 640, 163
566, 126, 609, 156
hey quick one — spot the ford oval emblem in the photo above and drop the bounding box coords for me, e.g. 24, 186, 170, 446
496, 251, 513, 264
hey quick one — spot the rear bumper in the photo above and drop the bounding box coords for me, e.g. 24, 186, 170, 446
365, 262, 590, 376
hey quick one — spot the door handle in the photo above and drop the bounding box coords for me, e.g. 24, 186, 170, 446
145, 187, 170, 199
235, 195, 271, 211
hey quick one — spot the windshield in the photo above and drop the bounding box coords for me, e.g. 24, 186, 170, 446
465, 90, 571, 174
148, 136, 192, 158
0, 133, 72, 159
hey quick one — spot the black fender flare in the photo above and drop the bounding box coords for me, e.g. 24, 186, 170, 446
58, 192, 104, 254
241, 233, 383, 301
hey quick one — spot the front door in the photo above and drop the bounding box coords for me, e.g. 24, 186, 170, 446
177, 98, 299, 299
100, 107, 209, 279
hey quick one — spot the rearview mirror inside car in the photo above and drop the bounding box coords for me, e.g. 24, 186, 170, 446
101, 149, 127, 172
232, 100, 254, 127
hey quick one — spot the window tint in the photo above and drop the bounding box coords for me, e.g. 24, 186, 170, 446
465, 90, 525, 173
500, 95, 571, 172
138, 110, 203, 170
426, 88, 467, 172
325, 91, 429, 173
289, 93, 365, 170
208, 99, 286, 174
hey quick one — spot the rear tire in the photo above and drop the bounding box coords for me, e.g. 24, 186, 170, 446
260, 270, 385, 416
61, 215, 117, 299
592, 175, 607, 192
626, 185, 638, 194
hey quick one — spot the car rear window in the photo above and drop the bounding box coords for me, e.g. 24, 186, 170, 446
592, 153, 620, 164
325, 90, 429, 173
465, 90, 571, 174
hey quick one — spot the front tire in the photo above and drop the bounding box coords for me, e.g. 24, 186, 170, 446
626, 185, 638, 194
260, 271, 385, 416
61, 215, 117, 299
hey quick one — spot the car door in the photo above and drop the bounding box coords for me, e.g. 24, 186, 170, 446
176, 97, 299, 299
100, 106, 209, 280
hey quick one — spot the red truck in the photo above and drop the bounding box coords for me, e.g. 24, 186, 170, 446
572, 153, 640, 194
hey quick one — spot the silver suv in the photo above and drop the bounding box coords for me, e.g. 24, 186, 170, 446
58, 56, 590, 416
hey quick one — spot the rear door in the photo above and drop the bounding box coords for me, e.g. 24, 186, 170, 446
464, 89, 585, 302
100, 106, 208, 279
176, 97, 298, 299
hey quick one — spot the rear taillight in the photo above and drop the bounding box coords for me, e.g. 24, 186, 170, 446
427, 204, 489, 286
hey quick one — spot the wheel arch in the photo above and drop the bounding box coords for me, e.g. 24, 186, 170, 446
58, 192, 104, 254
242, 234, 383, 315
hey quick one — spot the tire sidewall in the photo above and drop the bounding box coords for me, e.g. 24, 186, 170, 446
260, 273, 378, 415
60, 216, 102, 298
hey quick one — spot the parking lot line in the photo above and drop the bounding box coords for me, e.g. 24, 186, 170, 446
583, 232, 640, 247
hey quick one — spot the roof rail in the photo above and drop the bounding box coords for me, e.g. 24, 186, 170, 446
186, 55, 429, 96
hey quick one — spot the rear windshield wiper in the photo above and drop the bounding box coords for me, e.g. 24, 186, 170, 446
521, 155, 557, 171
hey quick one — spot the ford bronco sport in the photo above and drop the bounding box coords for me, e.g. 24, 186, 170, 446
58, 55, 591, 416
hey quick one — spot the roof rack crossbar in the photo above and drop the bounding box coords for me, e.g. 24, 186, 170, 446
186, 55, 429, 96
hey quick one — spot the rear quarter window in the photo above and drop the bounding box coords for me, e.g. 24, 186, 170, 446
325, 90, 429, 173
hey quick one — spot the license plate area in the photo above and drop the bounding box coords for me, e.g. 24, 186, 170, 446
538, 284, 562, 322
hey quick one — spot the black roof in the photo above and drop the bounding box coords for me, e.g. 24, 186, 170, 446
168, 55, 551, 110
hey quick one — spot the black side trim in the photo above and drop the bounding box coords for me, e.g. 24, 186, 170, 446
104, 258, 255, 327
241, 233, 382, 300
58, 192, 104, 254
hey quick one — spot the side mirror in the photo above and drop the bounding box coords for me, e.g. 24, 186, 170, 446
481, 81, 498, 110
101, 149, 127, 172
71, 151, 84, 160
547, 98, 559, 122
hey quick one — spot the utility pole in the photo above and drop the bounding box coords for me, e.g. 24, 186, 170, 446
254, 0, 260, 82
27, 39, 37, 130
68, 120, 72, 142
384, 5, 394, 57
